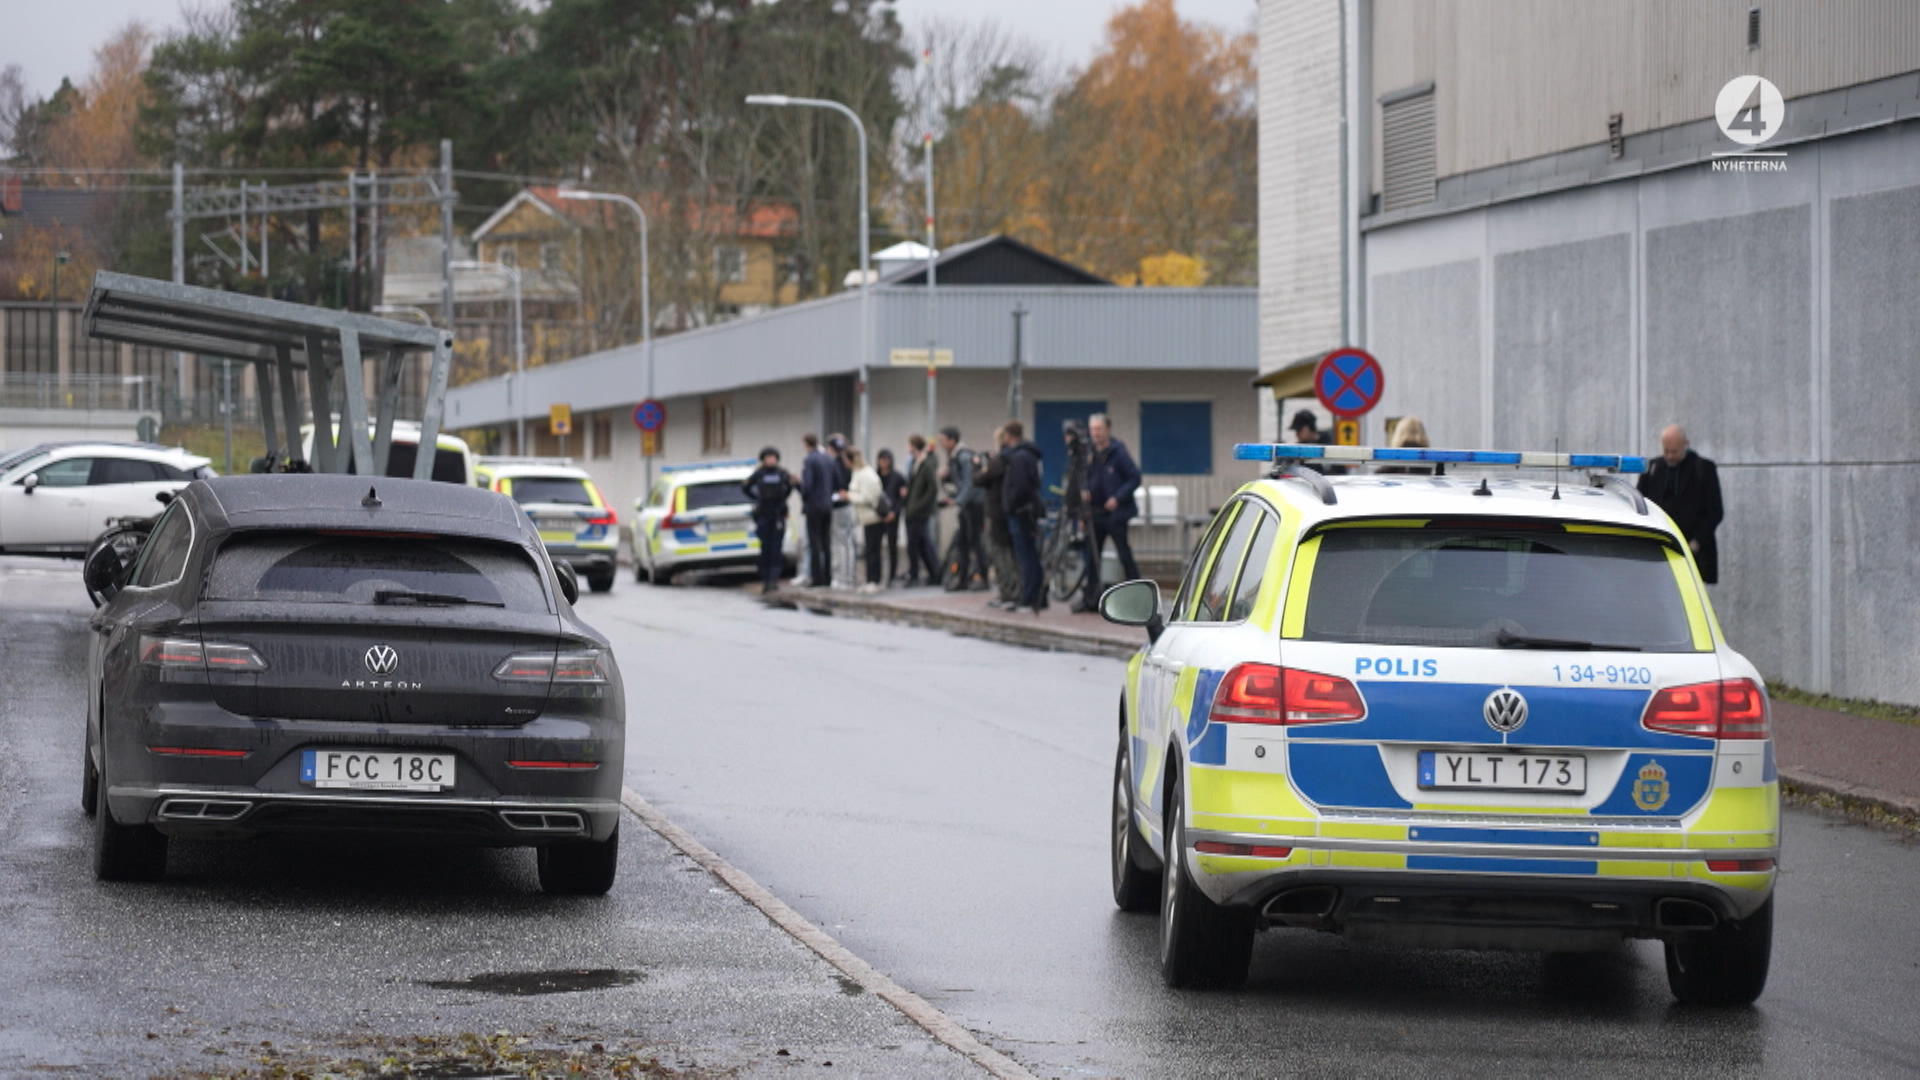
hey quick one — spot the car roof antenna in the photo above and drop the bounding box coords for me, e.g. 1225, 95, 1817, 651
363, 486, 381, 508
1551, 436, 1562, 500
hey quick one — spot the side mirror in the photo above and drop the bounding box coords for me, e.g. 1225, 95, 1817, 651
1099, 579, 1165, 643
20, 473, 38, 495
554, 560, 580, 605
155, 490, 175, 506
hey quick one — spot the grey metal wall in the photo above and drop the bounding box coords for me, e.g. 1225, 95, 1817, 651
444, 287, 1257, 431
1361, 121, 1920, 706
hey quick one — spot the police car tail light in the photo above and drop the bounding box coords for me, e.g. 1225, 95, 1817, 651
493, 649, 610, 684
138, 635, 267, 672
1213, 664, 1365, 726
1641, 678, 1768, 740
586, 509, 617, 526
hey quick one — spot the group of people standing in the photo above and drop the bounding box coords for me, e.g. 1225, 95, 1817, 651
738, 414, 1148, 616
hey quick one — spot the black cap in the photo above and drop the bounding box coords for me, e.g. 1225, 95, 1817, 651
1290, 409, 1319, 432
827, 434, 847, 451
759, 446, 781, 462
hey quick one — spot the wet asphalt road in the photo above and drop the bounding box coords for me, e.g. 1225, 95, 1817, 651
0, 558, 977, 1078
591, 578, 1920, 1079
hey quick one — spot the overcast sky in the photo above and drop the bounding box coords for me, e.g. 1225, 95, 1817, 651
8, 0, 1256, 99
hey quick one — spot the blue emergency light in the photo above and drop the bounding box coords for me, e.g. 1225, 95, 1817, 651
1233, 443, 1647, 474
660, 458, 761, 472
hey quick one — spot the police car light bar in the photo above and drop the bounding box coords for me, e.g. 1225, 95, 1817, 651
660, 458, 761, 473
1233, 443, 1647, 474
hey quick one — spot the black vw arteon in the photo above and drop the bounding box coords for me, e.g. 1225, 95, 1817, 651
82, 475, 626, 894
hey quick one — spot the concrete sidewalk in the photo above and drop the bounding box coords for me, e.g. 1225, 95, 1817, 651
767, 583, 1920, 826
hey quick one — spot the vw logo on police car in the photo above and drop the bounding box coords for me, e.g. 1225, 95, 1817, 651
1483, 687, 1529, 734
364, 645, 400, 676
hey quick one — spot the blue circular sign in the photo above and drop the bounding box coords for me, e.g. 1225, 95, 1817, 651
632, 399, 667, 433
1314, 348, 1384, 418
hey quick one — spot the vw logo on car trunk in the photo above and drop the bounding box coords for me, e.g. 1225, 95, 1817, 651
1483, 687, 1529, 733
364, 645, 400, 676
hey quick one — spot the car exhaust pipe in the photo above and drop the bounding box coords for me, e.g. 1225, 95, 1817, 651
1264, 886, 1341, 928
157, 798, 252, 821
1654, 897, 1720, 931
500, 810, 587, 833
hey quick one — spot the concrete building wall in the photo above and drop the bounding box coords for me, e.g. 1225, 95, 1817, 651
1257, 0, 1346, 441
1356, 121, 1920, 705
1370, 0, 1920, 186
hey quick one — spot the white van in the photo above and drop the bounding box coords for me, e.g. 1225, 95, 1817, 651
298, 421, 476, 487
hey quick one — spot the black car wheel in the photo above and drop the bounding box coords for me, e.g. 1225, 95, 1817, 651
1112, 725, 1158, 912
587, 569, 616, 593
1665, 895, 1773, 1006
651, 565, 675, 587
1160, 772, 1253, 989
537, 824, 619, 896
92, 749, 167, 882
80, 739, 99, 818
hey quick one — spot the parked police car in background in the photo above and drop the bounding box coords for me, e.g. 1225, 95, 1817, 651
0, 442, 213, 555
476, 457, 620, 593
629, 459, 798, 585
1102, 444, 1777, 1004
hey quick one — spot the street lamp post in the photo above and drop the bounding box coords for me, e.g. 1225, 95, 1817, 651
557, 189, 651, 488
746, 93, 871, 454
450, 259, 525, 452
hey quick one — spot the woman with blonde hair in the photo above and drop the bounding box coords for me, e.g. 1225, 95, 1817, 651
846, 448, 889, 593
1380, 415, 1435, 475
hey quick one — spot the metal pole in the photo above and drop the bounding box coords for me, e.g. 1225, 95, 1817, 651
556, 190, 650, 490
222, 360, 234, 472
923, 131, 937, 437
439, 139, 455, 330
259, 181, 269, 281
171, 162, 186, 418
347, 171, 357, 281
1009, 303, 1026, 420
512, 266, 525, 454
238, 181, 249, 275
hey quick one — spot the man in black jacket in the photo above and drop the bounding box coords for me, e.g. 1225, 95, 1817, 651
903, 434, 941, 585
998, 421, 1047, 612
742, 446, 795, 594
798, 433, 836, 587
1085, 412, 1143, 602
1637, 425, 1725, 584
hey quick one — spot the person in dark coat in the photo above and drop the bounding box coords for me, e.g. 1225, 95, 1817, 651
998, 420, 1047, 613
798, 433, 836, 587
1637, 425, 1725, 584
903, 434, 941, 586
874, 449, 907, 585
1084, 413, 1143, 601
938, 426, 987, 590
742, 446, 795, 593
975, 446, 1020, 606
1060, 422, 1098, 612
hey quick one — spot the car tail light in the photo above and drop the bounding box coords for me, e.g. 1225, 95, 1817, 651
1705, 858, 1775, 872
139, 636, 268, 672
507, 759, 600, 770
1211, 663, 1365, 725
1642, 678, 1769, 740
492, 649, 610, 684
660, 513, 693, 530
1195, 841, 1294, 858
148, 746, 250, 759
587, 509, 617, 526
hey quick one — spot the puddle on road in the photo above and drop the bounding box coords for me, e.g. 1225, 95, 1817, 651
418, 968, 645, 996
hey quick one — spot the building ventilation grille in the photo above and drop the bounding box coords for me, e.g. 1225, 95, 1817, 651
1381, 87, 1437, 213
1748, 6, 1762, 49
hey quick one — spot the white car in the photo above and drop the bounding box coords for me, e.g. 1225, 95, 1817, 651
629, 459, 800, 585
1102, 443, 1777, 1004
475, 457, 620, 593
0, 442, 214, 555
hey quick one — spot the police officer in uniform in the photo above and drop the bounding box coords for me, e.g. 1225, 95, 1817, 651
742, 446, 796, 594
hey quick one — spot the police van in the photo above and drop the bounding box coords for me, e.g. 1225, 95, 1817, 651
1101, 443, 1776, 1003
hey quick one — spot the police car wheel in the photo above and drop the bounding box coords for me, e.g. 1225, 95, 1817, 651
1160, 772, 1254, 989
1664, 895, 1772, 1006
651, 565, 676, 587
588, 570, 615, 593
1112, 728, 1159, 913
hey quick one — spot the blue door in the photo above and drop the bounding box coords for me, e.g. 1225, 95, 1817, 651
1032, 400, 1107, 505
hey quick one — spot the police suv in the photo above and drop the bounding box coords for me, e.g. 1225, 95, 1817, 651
1101, 444, 1776, 1003
629, 459, 799, 585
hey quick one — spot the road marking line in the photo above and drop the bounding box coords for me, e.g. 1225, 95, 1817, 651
620, 786, 1036, 1080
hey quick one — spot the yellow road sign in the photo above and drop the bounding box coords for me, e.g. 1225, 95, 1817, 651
640, 429, 661, 457
1335, 418, 1360, 446
549, 403, 573, 436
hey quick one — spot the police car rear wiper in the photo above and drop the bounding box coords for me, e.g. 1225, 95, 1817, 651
1495, 629, 1641, 652
372, 589, 503, 607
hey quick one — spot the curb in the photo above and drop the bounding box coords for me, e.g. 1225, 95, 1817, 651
766, 590, 1137, 661
620, 787, 1037, 1080
1779, 769, 1920, 834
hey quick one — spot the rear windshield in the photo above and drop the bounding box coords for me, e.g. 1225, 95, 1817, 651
683, 481, 749, 511
343, 442, 468, 485
1301, 525, 1696, 652
508, 477, 593, 506
206, 532, 550, 612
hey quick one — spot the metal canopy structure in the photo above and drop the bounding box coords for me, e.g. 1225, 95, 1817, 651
81, 271, 453, 481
